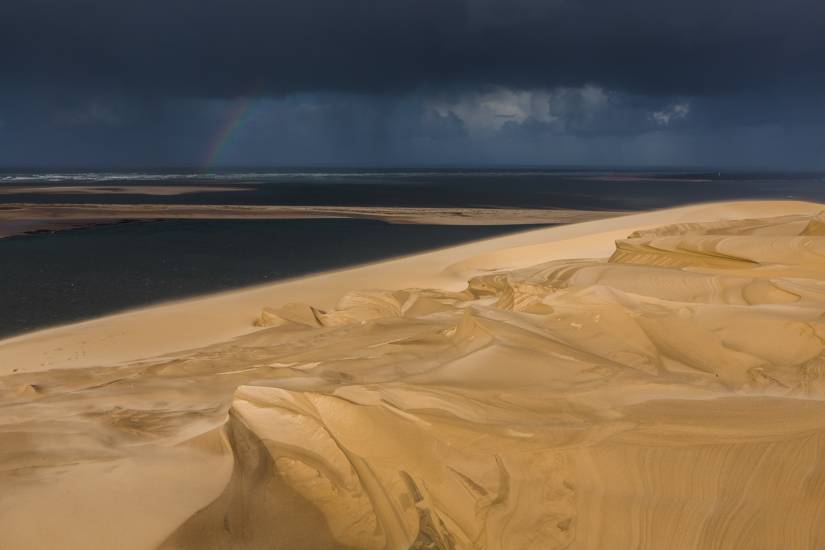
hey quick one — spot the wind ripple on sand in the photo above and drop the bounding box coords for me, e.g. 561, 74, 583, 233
4, 210, 825, 549
178, 211, 825, 549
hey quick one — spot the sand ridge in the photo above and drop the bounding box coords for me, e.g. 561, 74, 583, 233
2, 200, 825, 549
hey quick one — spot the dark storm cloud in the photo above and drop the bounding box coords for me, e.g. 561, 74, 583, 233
1, 0, 823, 169
1, 0, 824, 97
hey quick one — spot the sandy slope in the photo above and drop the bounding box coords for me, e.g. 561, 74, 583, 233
2, 200, 825, 549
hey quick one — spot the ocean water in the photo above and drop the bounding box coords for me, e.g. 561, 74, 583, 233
0, 218, 543, 338
2, 168, 825, 209
2, 168, 824, 337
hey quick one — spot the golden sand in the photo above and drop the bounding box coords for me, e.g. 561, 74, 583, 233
2, 200, 825, 549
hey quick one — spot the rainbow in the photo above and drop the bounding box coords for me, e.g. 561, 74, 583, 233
202, 95, 258, 169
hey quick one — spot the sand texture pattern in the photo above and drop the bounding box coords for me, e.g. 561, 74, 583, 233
2, 201, 825, 549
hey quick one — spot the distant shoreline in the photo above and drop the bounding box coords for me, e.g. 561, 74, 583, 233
0, 203, 627, 238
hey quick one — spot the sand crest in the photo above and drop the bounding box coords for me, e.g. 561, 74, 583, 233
2, 200, 825, 549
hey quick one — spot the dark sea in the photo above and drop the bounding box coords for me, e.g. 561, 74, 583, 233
3, 167, 825, 209
1, 168, 824, 337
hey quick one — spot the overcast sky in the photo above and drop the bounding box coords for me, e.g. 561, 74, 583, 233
1, 0, 823, 169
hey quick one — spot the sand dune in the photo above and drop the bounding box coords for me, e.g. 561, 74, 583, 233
2, 200, 825, 549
